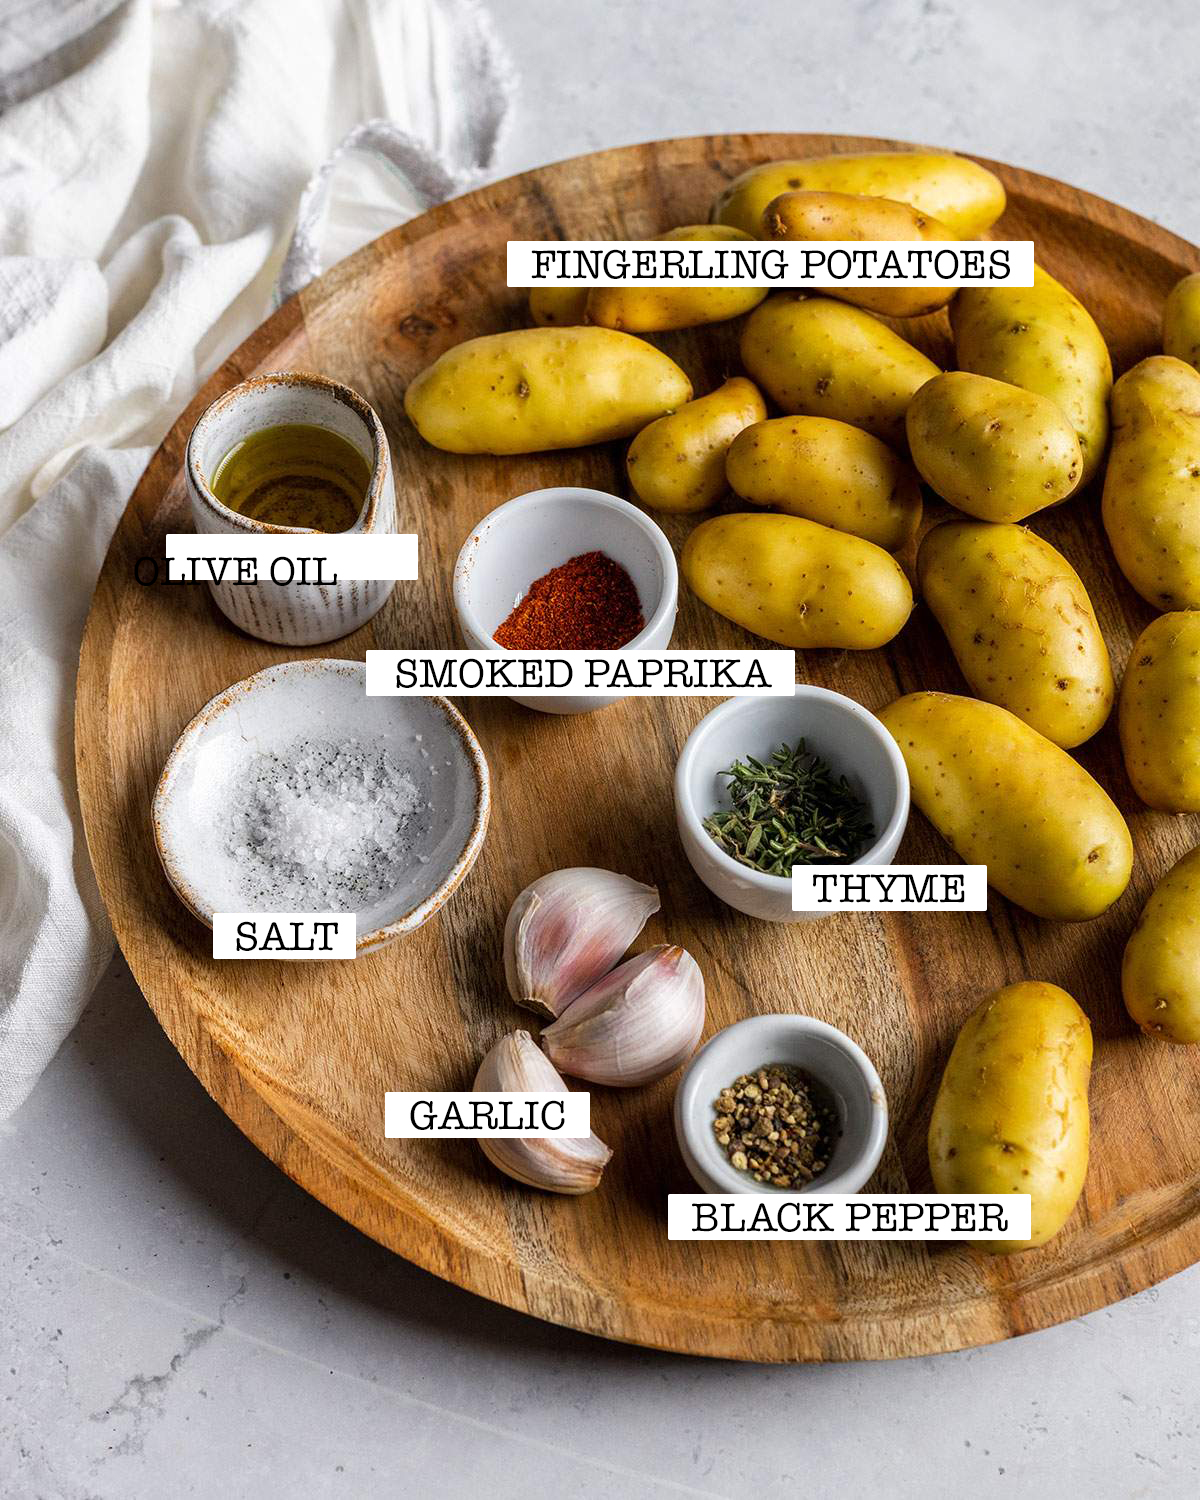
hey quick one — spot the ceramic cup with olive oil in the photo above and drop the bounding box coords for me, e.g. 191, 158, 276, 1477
185, 371, 397, 645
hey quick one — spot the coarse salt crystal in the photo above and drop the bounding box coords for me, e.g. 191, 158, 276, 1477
225, 738, 426, 910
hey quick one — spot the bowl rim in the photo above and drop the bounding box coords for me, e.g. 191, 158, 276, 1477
673, 685, 911, 893
673, 1013, 889, 1196
184, 370, 391, 537
150, 658, 491, 951
451, 485, 679, 651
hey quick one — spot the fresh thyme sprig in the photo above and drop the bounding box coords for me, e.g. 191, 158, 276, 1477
702, 739, 874, 876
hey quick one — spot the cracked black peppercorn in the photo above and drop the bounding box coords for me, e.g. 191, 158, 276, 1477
712, 1063, 840, 1188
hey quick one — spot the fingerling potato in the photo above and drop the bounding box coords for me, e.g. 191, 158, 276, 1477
626, 377, 766, 513
918, 520, 1113, 747
878, 692, 1132, 920
713, 150, 1006, 239
951, 265, 1112, 488
587, 225, 767, 332
740, 293, 939, 450
1118, 611, 1200, 811
725, 415, 922, 550
682, 511, 913, 649
529, 287, 589, 326
905, 371, 1082, 522
1123, 845, 1200, 1044
1102, 355, 1200, 610
1163, 272, 1200, 371
762, 189, 956, 317
929, 980, 1092, 1253
404, 327, 692, 454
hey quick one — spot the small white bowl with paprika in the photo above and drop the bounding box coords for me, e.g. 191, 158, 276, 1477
452, 486, 678, 714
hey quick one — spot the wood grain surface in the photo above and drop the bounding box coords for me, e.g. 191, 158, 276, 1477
75, 134, 1200, 1361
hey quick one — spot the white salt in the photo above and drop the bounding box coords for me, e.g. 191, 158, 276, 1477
225, 738, 425, 910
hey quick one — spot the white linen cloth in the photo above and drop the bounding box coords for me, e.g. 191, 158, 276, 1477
0, 0, 514, 1117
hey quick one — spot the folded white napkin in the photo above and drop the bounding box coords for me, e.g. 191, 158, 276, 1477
0, 0, 514, 1117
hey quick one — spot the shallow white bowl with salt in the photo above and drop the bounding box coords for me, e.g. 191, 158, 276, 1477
152, 659, 490, 954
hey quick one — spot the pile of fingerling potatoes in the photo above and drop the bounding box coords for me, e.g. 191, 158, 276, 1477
404, 147, 1200, 1254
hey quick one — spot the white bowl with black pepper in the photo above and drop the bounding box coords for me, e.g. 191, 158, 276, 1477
674, 686, 911, 923
674, 1013, 889, 1196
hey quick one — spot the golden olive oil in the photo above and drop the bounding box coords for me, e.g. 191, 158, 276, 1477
211, 423, 371, 531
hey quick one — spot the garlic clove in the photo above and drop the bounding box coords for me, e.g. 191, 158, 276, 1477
541, 944, 706, 1088
504, 867, 660, 1019
474, 1030, 611, 1194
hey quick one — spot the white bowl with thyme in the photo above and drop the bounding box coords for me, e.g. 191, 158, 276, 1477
152, 659, 490, 954
673, 686, 910, 923
674, 1013, 888, 1196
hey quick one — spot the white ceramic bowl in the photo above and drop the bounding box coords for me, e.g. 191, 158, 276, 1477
186, 372, 397, 646
452, 486, 678, 714
674, 1014, 888, 1196
152, 659, 490, 954
674, 686, 910, 923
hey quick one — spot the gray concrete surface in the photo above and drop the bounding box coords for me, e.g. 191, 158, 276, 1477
6, 1, 1200, 1495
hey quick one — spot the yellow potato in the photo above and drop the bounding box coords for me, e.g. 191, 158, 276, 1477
681, 512, 912, 649
929, 981, 1092, 1253
951, 266, 1112, 488
529, 287, 588, 326
740, 294, 939, 450
905, 371, 1083, 523
587, 226, 767, 332
878, 692, 1132, 919
762, 189, 957, 318
918, 520, 1113, 748
1162, 272, 1200, 371
725, 416, 922, 551
1118, 611, 1200, 811
1102, 356, 1200, 610
404, 327, 692, 454
1123, 845, 1200, 1045
626, 377, 766, 513
713, 150, 1006, 238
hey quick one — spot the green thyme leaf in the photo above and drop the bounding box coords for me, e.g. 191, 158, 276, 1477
701, 738, 874, 875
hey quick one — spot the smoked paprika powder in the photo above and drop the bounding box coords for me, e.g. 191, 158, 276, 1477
493, 550, 645, 650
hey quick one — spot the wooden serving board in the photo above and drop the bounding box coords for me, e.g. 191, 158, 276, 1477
76, 134, 1200, 1361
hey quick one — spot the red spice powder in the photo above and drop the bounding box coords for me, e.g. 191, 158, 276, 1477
493, 550, 645, 650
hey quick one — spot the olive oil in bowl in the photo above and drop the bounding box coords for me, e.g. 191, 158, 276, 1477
210, 423, 371, 531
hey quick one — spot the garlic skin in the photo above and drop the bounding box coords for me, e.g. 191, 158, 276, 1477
474, 1030, 611, 1194
541, 944, 706, 1088
504, 867, 660, 1019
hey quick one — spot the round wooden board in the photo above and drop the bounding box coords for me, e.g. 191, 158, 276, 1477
76, 134, 1200, 1362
